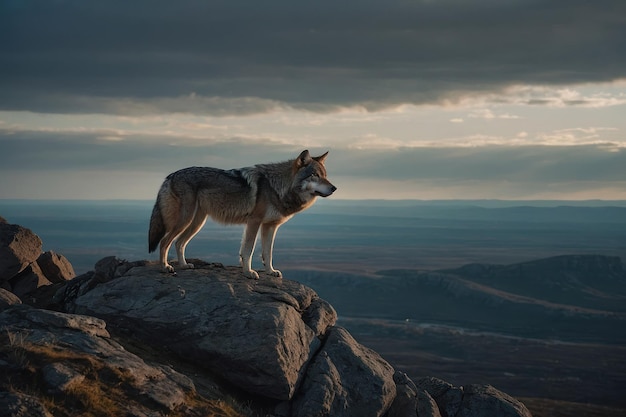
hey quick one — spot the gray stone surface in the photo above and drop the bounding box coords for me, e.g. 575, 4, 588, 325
10, 261, 52, 298
0, 223, 42, 282
456, 384, 533, 417
67, 261, 337, 401
36, 251, 76, 283
1, 304, 195, 415
0, 240, 537, 417
416, 389, 442, 417
292, 326, 396, 417
0, 287, 21, 309
415, 377, 532, 417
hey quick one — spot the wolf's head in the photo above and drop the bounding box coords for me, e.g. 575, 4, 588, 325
293, 150, 337, 198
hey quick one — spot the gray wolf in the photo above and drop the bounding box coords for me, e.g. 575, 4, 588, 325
148, 150, 336, 279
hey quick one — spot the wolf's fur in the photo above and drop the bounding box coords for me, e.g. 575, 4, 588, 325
149, 150, 336, 279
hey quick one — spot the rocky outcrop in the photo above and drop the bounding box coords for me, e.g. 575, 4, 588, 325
0, 221, 43, 284
36, 250, 76, 284
64, 260, 338, 402
0, 220, 75, 297
415, 377, 533, 417
0, 222, 533, 417
292, 326, 396, 417
0, 302, 213, 417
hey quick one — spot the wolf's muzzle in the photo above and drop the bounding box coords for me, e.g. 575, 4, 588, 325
316, 185, 337, 197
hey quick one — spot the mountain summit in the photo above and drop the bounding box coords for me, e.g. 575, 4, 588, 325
0, 219, 532, 417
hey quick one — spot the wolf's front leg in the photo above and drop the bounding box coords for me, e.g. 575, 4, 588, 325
240, 221, 261, 279
162, 261, 175, 273
175, 245, 194, 270
261, 223, 282, 278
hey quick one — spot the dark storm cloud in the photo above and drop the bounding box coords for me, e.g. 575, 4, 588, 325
1, 0, 625, 114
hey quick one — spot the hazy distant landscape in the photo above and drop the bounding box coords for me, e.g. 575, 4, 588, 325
1, 199, 625, 417
2, 199, 625, 275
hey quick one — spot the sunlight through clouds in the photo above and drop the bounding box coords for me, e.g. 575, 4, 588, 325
2, 1, 625, 200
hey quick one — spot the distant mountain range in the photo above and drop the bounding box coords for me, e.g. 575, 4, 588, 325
313, 200, 626, 223
292, 254, 626, 344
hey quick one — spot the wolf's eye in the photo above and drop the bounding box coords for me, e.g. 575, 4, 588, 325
310, 173, 319, 180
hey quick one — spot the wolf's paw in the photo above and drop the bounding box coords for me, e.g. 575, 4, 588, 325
163, 264, 176, 273
245, 269, 260, 280
267, 269, 282, 278
179, 263, 195, 270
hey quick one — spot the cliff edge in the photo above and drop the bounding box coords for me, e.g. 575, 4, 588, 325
0, 218, 532, 417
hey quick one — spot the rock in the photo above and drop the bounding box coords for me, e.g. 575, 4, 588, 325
387, 385, 417, 417
0, 287, 21, 309
0, 220, 540, 417
387, 371, 419, 417
36, 251, 76, 283
67, 260, 338, 401
421, 377, 463, 417
291, 326, 396, 417
416, 389, 443, 417
42, 362, 86, 394
0, 222, 77, 300
0, 223, 42, 282
0, 392, 53, 417
415, 377, 532, 417
456, 384, 533, 417
10, 262, 52, 298
0, 304, 196, 416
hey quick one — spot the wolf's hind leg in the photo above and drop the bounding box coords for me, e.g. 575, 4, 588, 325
261, 223, 282, 278
175, 211, 208, 270
159, 224, 189, 273
158, 195, 196, 273
159, 232, 177, 273
240, 221, 261, 279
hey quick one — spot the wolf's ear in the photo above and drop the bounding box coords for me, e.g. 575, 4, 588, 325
295, 150, 312, 168
313, 151, 329, 164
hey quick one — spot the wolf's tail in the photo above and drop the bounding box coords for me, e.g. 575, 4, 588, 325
148, 189, 166, 253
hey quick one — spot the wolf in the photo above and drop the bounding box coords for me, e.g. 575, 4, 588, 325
148, 150, 336, 279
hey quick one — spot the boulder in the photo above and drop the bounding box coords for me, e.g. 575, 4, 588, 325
417, 389, 443, 417
2, 249, 535, 417
0, 304, 196, 416
10, 262, 52, 298
36, 251, 76, 283
456, 384, 533, 417
0, 223, 42, 282
291, 326, 396, 417
387, 371, 422, 417
415, 377, 532, 417
0, 287, 21, 309
416, 377, 463, 417
66, 261, 338, 401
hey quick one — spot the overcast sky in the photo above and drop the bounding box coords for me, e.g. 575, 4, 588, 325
1, 0, 625, 200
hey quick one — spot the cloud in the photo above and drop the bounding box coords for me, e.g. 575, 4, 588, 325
0, 126, 310, 174
2, 118, 625, 200
3, 126, 623, 185
330, 145, 626, 184
467, 109, 521, 120
1, 0, 625, 115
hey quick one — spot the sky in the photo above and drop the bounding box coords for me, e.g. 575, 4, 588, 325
1, 0, 625, 200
